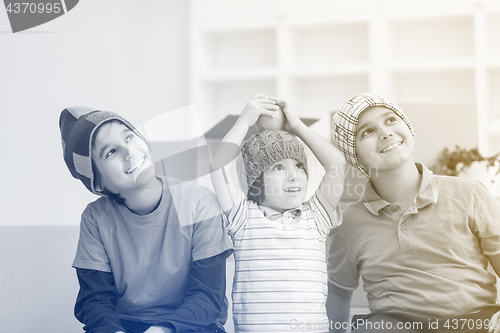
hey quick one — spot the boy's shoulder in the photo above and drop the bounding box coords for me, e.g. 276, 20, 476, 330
340, 197, 369, 221
433, 173, 487, 194
163, 177, 214, 196
81, 195, 115, 221
161, 177, 220, 210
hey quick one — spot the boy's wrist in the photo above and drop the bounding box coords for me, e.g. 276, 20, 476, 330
289, 121, 308, 136
235, 117, 252, 130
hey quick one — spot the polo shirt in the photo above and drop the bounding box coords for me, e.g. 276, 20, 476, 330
328, 163, 500, 317
228, 190, 342, 332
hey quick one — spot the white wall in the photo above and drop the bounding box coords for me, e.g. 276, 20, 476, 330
0, 0, 190, 226
0, 2, 190, 331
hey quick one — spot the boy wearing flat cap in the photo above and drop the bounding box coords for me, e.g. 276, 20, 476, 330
327, 93, 500, 333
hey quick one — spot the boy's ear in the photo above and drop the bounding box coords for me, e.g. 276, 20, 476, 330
94, 177, 104, 192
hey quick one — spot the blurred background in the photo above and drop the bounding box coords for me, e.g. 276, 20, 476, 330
1, 0, 499, 332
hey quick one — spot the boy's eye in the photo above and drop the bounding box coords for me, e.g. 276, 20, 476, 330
273, 164, 284, 171
296, 162, 304, 170
106, 149, 116, 158
126, 133, 135, 142
361, 128, 373, 138
386, 116, 398, 125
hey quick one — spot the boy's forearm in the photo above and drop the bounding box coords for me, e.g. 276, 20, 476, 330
211, 120, 248, 212
154, 251, 230, 332
222, 119, 251, 145
293, 122, 346, 171
327, 282, 353, 333
75, 268, 125, 333
213, 119, 249, 171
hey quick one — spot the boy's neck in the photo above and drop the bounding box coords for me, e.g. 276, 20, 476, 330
370, 160, 422, 210
122, 177, 163, 215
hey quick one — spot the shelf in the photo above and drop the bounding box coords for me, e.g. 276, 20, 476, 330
191, 2, 500, 173
200, 69, 277, 82
389, 15, 474, 62
288, 64, 369, 77
288, 74, 369, 117
390, 69, 475, 104
201, 78, 277, 120
389, 58, 475, 73
486, 13, 500, 59
486, 127, 500, 158
487, 121, 500, 135
486, 61, 500, 69
287, 21, 368, 67
488, 68, 500, 119
199, 27, 276, 71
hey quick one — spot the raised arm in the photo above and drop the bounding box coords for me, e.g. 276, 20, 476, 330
211, 94, 279, 214
279, 100, 347, 210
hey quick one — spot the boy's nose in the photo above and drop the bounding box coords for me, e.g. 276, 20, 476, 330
288, 168, 299, 180
124, 147, 135, 160
380, 131, 393, 141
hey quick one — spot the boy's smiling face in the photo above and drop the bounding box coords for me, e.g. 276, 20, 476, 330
260, 158, 308, 212
91, 121, 154, 195
355, 106, 414, 175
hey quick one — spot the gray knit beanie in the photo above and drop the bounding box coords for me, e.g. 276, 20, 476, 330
238, 130, 308, 194
59, 106, 146, 195
332, 93, 414, 177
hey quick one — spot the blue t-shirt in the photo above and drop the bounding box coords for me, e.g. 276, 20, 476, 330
73, 177, 234, 324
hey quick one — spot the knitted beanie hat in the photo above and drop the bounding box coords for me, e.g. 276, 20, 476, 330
332, 93, 414, 177
59, 106, 146, 195
238, 130, 308, 194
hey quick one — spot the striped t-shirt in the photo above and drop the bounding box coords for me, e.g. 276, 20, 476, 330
227, 190, 341, 332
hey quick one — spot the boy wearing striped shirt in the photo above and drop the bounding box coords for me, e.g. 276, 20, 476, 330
211, 94, 347, 332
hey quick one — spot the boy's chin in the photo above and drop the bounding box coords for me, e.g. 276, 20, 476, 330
280, 198, 306, 211
133, 165, 157, 188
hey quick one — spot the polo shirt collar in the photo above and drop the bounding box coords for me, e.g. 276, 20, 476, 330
259, 205, 304, 221
363, 162, 439, 215
414, 162, 439, 209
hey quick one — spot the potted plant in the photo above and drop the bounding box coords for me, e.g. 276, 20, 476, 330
431, 146, 500, 196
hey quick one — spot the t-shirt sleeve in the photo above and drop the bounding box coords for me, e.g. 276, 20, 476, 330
226, 193, 250, 238
72, 207, 112, 273
471, 181, 500, 256
191, 192, 234, 262
308, 189, 343, 237
327, 228, 359, 290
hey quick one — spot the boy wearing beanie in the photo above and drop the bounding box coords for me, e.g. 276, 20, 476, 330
328, 93, 500, 332
59, 107, 233, 333
211, 94, 347, 332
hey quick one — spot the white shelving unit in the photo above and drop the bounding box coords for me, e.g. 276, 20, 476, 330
190, 1, 500, 158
